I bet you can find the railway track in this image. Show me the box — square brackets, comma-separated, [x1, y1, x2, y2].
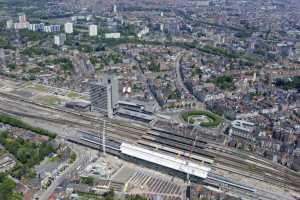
[0, 106, 142, 142]
[0, 91, 147, 135]
[142, 128, 300, 193]
[0, 91, 300, 194]
[0, 93, 146, 141]
[140, 134, 215, 159]
[215, 157, 300, 192]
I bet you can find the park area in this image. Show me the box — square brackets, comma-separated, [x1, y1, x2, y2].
[181, 110, 221, 128]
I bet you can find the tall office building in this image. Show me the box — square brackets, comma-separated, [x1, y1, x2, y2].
[0, 48, 5, 66]
[14, 22, 29, 29]
[54, 33, 66, 46]
[137, 26, 149, 38]
[14, 14, 29, 29]
[64, 22, 73, 34]
[50, 25, 61, 32]
[43, 25, 60, 33]
[18, 14, 27, 23]
[43, 26, 52, 33]
[110, 76, 119, 107]
[29, 23, 45, 31]
[89, 25, 98, 36]
[113, 4, 117, 14]
[89, 76, 119, 118]
[6, 20, 13, 29]
[160, 23, 164, 32]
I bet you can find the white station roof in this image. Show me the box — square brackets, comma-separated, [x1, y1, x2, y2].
[121, 143, 211, 179]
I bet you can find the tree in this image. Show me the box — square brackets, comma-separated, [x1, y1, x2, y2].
[0, 175, 16, 200]
[104, 189, 115, 200]
[148, 62, 160, 72]
[119, 24, 136, 37]
[208, 75, 234, 90]
[69, 152, 76, 164]
[0, 131, 55, 179]
[80, 176, 95, 186]
[7, 63, 16, 70]
[52, 58, 73, 72]
[16, 147, 32, 164]
[90, 56, 97, 65]
[0, 113, 56, 139]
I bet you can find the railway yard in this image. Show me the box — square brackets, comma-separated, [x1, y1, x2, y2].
[0, 89, 300, 200]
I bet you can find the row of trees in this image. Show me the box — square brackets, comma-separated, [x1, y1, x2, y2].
[0, 113, 56, 139]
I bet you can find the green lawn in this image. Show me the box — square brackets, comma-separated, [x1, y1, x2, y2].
[0, 149, 7, 157]
[79, 95, 89, 101]
[29, 84, 48, 92]
[67, 91, 80, 98]
[35, 95, 62, 106]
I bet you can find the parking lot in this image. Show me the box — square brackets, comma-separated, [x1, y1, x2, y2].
[127, 171, 185, 199]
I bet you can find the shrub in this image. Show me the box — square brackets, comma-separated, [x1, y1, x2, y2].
[0, 113, 56, 139]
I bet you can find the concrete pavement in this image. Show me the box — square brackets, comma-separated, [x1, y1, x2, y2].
[38, 143, 91, 200]
[174, 52, 205, 110]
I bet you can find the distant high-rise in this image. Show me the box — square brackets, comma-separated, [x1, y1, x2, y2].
[50, 25, 61, 32]
[0, 48, 5, 66]
[160, 24, 164, 32]
[89, 76, 119, 118]
[29, 23, 45, 31]
[64, 22, 73, 34]
[43, 25, 60, 33]
[18, 14, 26, 23]
[14, 14, 29, 29]
[137, 26, 149, 38]
[6, 20, 13, 29]
[110, 76, 119, 107]
[89, 25, 98, 36]
[54, 34, 66, 46]
[113, 4, 117, 14]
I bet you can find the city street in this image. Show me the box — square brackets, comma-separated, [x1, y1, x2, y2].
[38, 142, 94, 200]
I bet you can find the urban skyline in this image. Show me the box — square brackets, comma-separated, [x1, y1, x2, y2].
[0, 0, 299, 200]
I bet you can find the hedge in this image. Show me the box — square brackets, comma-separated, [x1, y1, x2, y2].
[181, 110, 221, 128]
